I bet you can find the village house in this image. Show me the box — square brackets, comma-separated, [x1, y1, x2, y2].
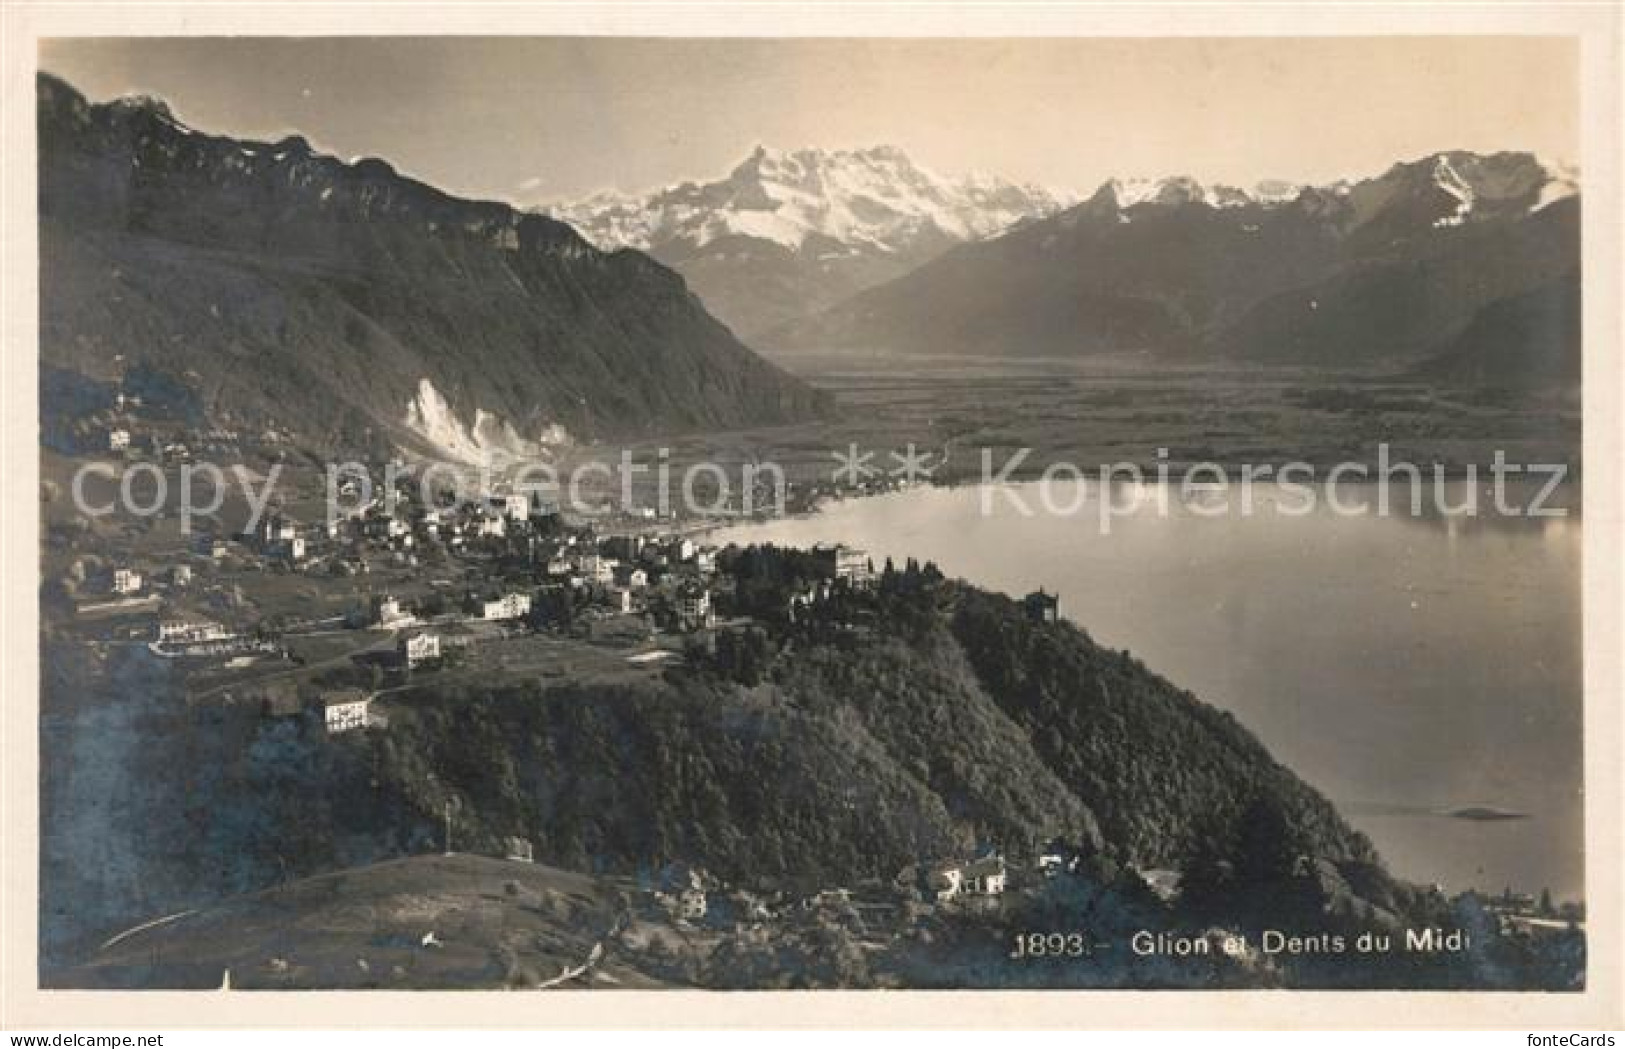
[399, 630, 441, 668]
[787, 580, 834, 623]
[255, 514, 298, 549]
[170, 565, 192, 587]
[577, 552, 616, 584]
[108, 428, 131, 452]
[414, 508, 443, 541]
[1038, 845, 1069, 878]
[1023, 589, 1060, 624]
[962, 855, 1008, 895]
[615, 565, 649, 590]
[156, 619, 230, 644]
[650, 862, 712, 920]
[812, 544, 874, 586]
[371, 593, 411, 627]
[928, 855, 1008, 902]
[112, 568, 143, 595]
[482, 592, 532, 621]
[675, 583, 714, 629]
[668, 536, 696, 563]
[927, 864, 963, 902]
[606, 587, 634, 614]
[366, 515, 409, 542]
[503, 836, 534, 863]
[157, 440, 191, 463]
[693, 548, 718, 575]
[677, 888, 708, 921]
[321, 689, 373, 734]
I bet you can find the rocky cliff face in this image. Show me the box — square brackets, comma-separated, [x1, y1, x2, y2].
[37, 73, 832, 457]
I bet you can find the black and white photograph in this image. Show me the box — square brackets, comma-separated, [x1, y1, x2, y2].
[3, 3, 1623, 1035]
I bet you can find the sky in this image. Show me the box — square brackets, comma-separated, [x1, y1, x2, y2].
[38, 36, 1578, 205]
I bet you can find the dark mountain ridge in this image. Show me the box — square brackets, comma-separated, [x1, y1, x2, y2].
[771, 151, 1579, 386]
[37, 73, 831, 457]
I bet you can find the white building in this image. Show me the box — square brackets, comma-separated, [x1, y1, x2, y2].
[931, 856, 1007, 901]
[112, 568, 143, 595]
[678, 888, 708, 921]
[577, 552, 616, 584]
[482, 592, 532, 621]
[108, 428, 131, 451]
[676, 585, 712, 623]
[257, 514, 297, 547]
[399, 631, 441, 668]
[367, 516, 409, 540]
[372, 593, 410, 627]
[813, 544, 873, 586]
[157, 619, 230, 644]
[928, 865, 964, 902]
[962, 855, 1008, 895]
[322, 690, 372, 734]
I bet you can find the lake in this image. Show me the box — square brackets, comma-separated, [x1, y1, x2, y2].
[713, 479, 1584, 901]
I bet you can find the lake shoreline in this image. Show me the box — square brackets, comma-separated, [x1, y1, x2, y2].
[709, 478, 1584, 903]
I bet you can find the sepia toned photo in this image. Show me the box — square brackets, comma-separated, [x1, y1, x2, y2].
[4, 7, 1622, 1031]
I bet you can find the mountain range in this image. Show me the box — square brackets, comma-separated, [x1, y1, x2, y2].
[547, 146, 1065, 338]
[38, 68, 1582, 466]
[765, 152, 1580, 385]
[36, 74, 830, 460]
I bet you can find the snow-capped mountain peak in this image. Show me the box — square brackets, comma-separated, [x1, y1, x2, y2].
[1077, 153, 1576, 228]
[1098, 176, 1262, 212]
[547, 145, 1064, 256]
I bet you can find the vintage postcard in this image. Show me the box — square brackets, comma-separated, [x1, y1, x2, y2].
[1, 1, 1620, 1032]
